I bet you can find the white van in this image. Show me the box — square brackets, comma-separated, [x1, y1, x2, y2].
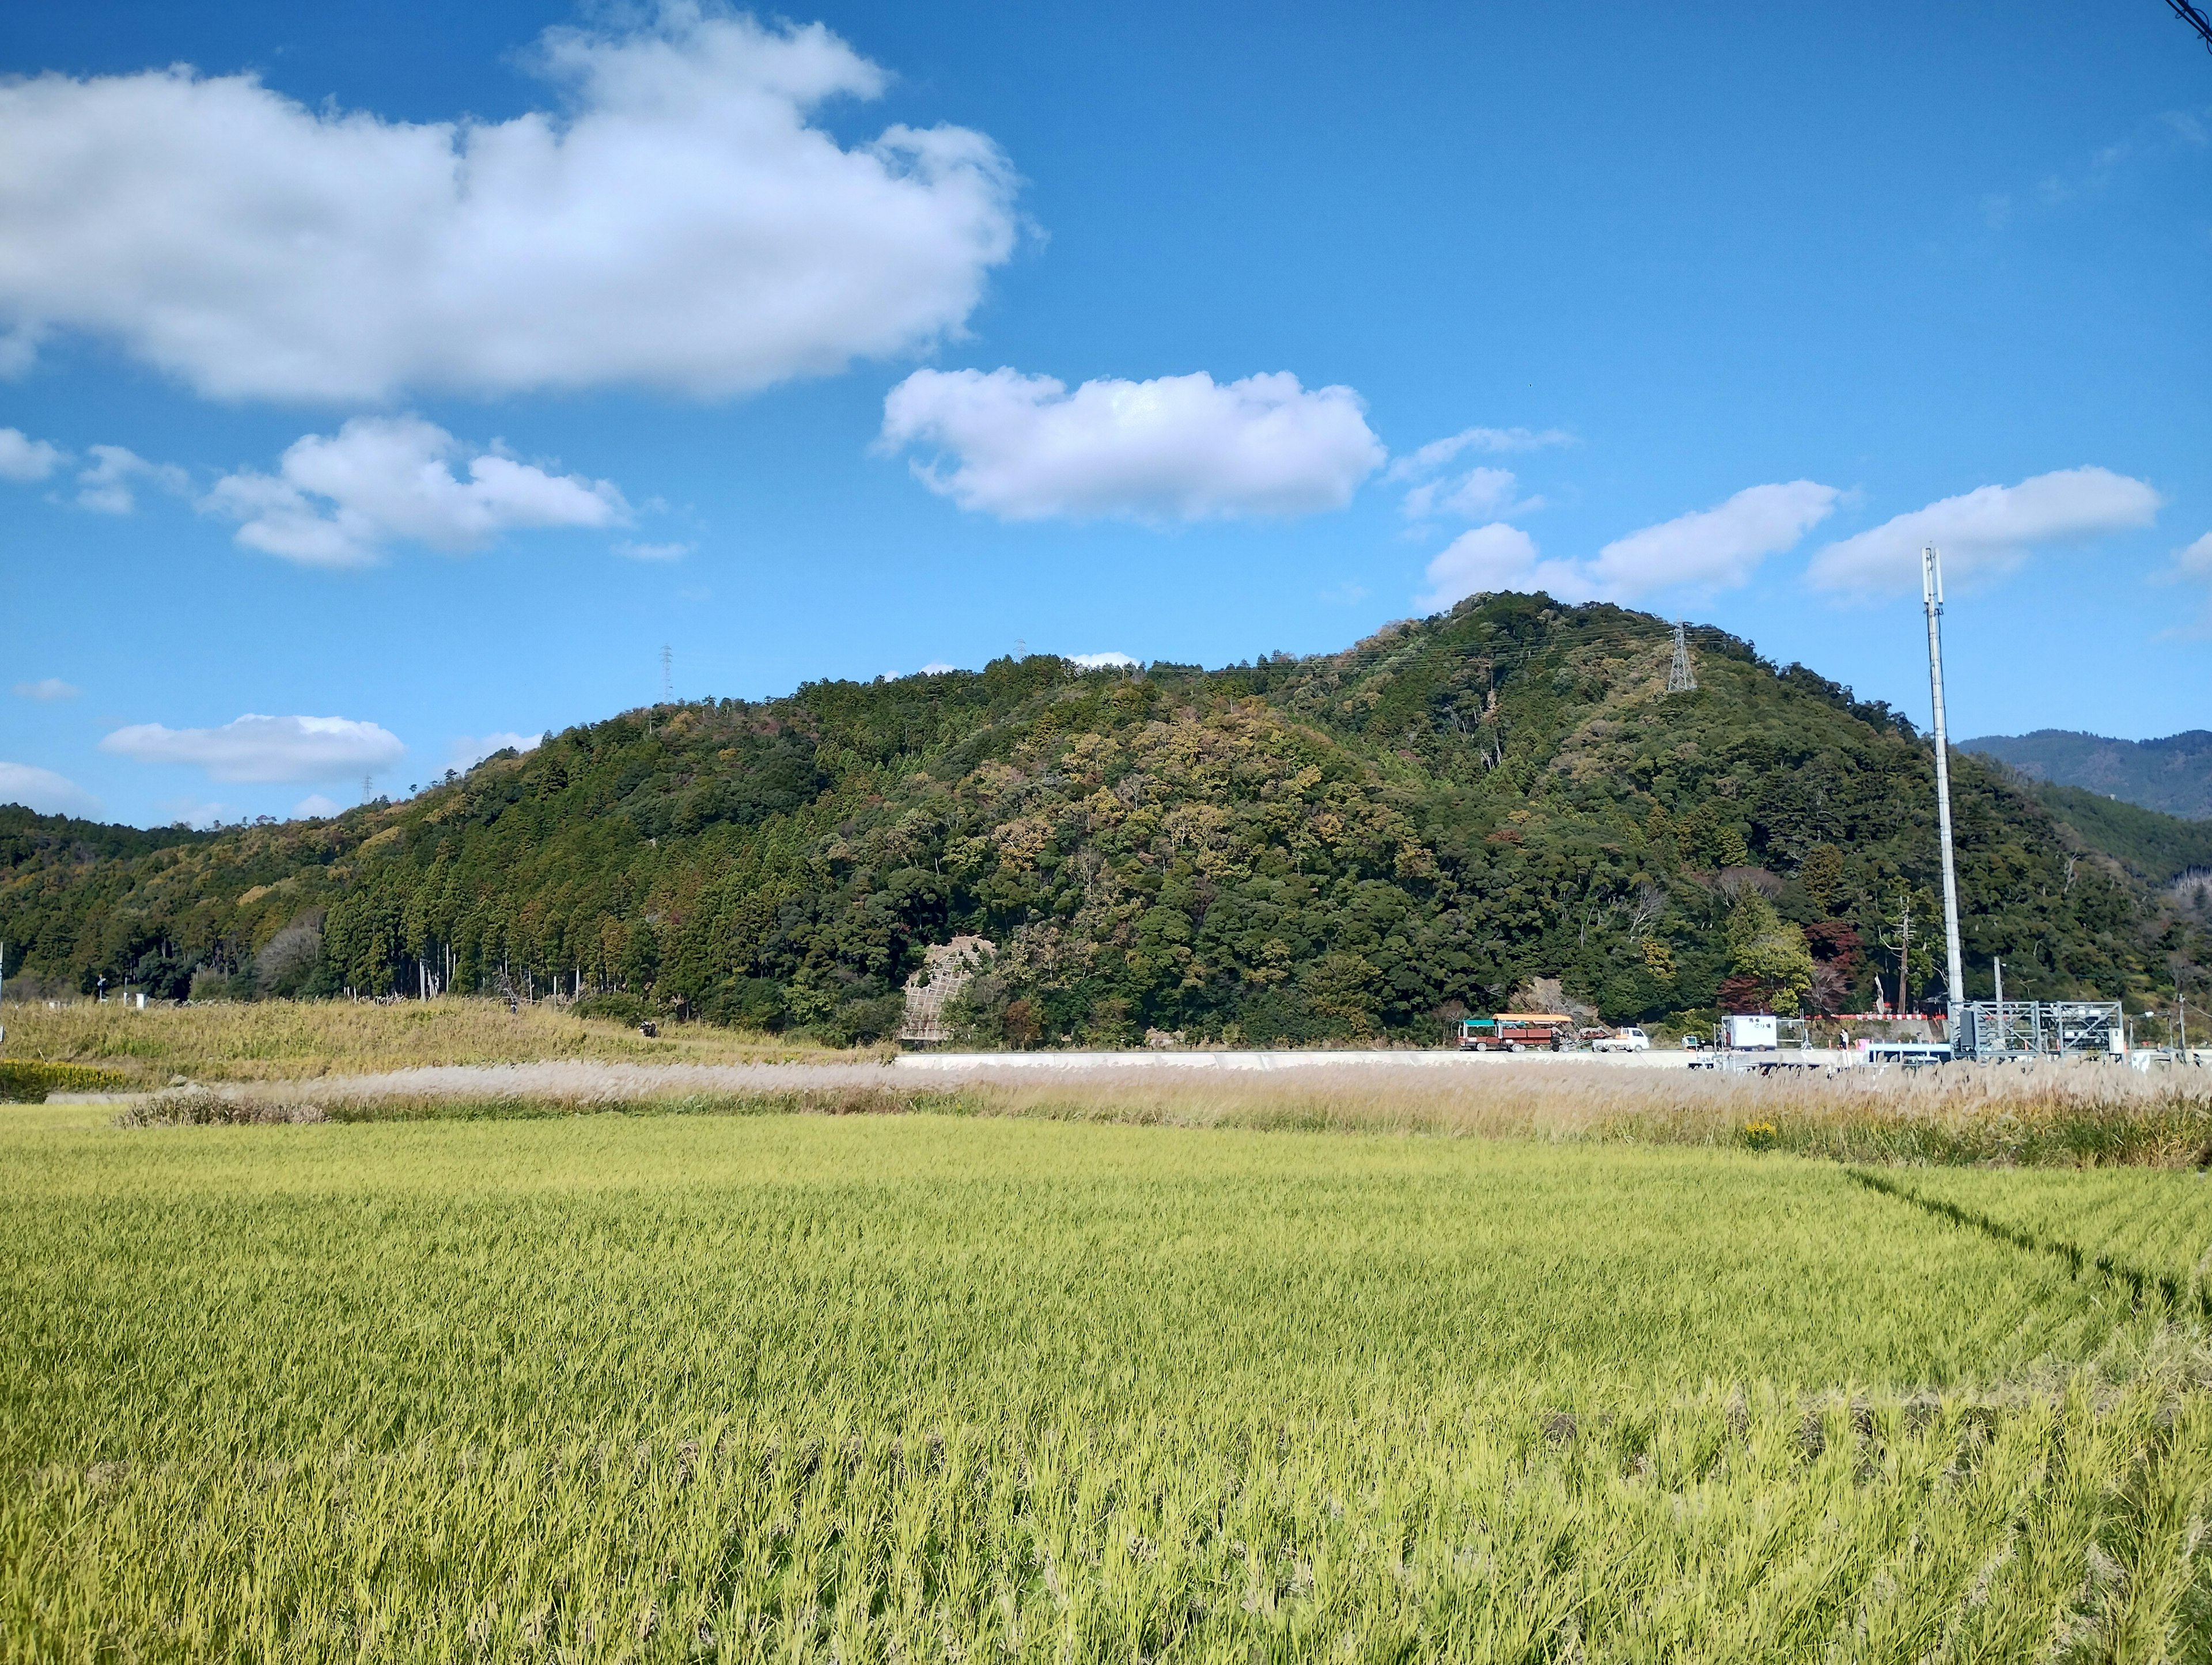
[1592, 1026, 1650, 1053]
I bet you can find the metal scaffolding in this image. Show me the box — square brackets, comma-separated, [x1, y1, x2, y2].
[1952, 999, 2126, 1062]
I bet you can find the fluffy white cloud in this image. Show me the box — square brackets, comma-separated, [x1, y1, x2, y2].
[1805, 467, 2162, 595]
[0, 426, 64, 481]
[100, 714, 405, 782]
[1586, 481, 1840, 598]
[881, 368, 1385, 522]
[12, 677, 78, 700]
[447, 731, 543, 772]
[1067, 651, 1138, 669]
[202, 416, 627, 567]
[918, 662, 958, 676]
[1415, 481, 1839, 612]
[1416, 524, 1592, 611]
[0, 761, 101, 817]
[75, 443, 188, 514]
[292, 793, 343, 820]
[613, 540, 692, 562]
[0, 8, 1018, 401]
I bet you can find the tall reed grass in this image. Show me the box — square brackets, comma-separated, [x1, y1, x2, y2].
[125, 1055, 2212, 1167]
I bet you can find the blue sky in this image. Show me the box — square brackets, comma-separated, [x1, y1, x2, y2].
[2, 0, 2208, 827]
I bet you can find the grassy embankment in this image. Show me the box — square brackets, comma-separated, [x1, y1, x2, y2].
[5, 1109, 2212, 1657]
[0, 997, 844, 1086]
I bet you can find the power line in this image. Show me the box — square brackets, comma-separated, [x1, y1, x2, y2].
[2167, 0, 2212, 52]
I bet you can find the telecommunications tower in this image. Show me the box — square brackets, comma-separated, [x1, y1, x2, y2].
[1665, 621, 1696, 692]
[1921, 548, 1966, 1027]
[660, 645, 673, 702]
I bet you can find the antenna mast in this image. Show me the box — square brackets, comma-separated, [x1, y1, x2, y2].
[1921, 547, 1966, 1030]
[1665, 620, 1697, 692]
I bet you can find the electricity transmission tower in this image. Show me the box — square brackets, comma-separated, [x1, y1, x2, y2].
[2167, 0, 2212, 52]
[1665, 621, 1697, 692]
[660, 645, 673, 702]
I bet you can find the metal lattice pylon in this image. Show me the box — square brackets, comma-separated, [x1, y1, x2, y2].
[1665, 621, 1696, 692]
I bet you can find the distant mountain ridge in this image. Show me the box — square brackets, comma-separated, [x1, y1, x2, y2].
[1962, 730, 2212, 821]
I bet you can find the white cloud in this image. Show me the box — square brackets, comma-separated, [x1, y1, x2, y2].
[447, 731, 542, 772]
[1067, 651, 1138, 669]
[12, 677, 78, 700]
[1586, 481, 1840, 598]
[201, 416, 627, 567]
[1400, 465, 1546, 522]
[918, 662, 958, 676]
[0, 9, 1018, 401]
[100, 713, 406, 782]
[881, 367, 1385, 522]
[1806, 467, 2162, 596]
[2169, 530, 2212, 581]
[292, 793, 342, 819]
[2159, 531, 2212, 635]
[1384, 425, 1576, 483]
[1415, 481, 1839, 612]
[0, 426, 64, 481]
[75, 444, 188, 514]
[1417, 524, 1593, 611]
[614, 540, 692, 562]
[0, 761, 101, 817]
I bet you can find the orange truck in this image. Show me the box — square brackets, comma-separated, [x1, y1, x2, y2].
[1457, 1013, 1573, 1052]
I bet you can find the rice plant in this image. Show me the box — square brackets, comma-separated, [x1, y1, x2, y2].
[5, 1110, 2211, 1658]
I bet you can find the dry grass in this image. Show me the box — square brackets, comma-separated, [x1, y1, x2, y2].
[950, 1060, 2212, 1165]
[110, 1053, 2212, 1166]
[0, 997, 865, 1083]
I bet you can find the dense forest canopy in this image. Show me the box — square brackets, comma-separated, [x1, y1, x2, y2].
[5, 595, 2206, 1045]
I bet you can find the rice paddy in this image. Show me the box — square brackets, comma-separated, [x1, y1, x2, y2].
[6, 1106, 2212, 1659]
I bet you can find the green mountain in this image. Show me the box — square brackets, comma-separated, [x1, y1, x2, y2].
[2018, 781, 2212, 888]
[6, 596, 2206, 1044]
[1961, 729, 2212, 821]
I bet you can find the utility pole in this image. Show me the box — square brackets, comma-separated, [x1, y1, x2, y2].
[1665, 620, 1697, 692]
[1992, 954, 2005, 1055]
[1922, 548, 1966, 1036]
[1896, 895, 1911, 1017]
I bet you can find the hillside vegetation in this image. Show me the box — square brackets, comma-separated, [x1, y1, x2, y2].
[6, 596, 2207, 1046]
[1965, 727, 2212, 821]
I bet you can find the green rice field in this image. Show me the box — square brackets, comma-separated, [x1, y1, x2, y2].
[5, 1106, 2211, 1660]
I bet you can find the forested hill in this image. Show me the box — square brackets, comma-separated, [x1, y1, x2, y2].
[1963, 729, 2212, 821]
[5, 594, 2206, 1045]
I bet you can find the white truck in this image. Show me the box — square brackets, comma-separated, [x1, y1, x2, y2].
[1590, 1026, 1650, 1053]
